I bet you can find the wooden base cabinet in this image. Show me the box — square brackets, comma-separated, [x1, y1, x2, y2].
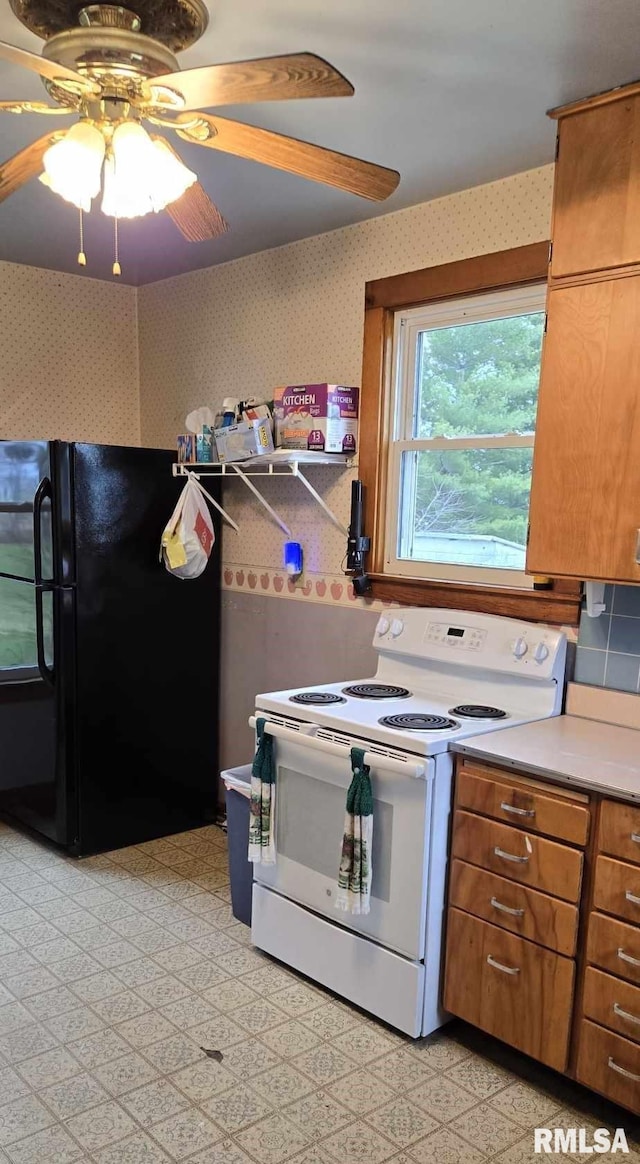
[444, 758, 640, 1114]
[443, 907, 574, 1071]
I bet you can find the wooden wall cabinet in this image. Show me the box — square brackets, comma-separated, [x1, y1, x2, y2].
[443, 758, 640, 1116]
[527, 278, 640, 582]
[551, 94, 640, 280]
[526, 82, 640, 583]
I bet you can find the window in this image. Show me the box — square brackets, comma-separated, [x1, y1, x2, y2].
[0, 441, 52, 681]
[359, 242, 582, 625]
[386, 284, 546, 588]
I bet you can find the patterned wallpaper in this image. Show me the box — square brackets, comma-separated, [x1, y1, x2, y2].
[0, 261, 140, 446]
[137, 164, 555, 602]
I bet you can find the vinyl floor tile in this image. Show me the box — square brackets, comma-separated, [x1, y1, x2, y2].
[0, 821, 621, 1164]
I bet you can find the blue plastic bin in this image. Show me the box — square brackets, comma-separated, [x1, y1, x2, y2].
[221, 765, 253, 926]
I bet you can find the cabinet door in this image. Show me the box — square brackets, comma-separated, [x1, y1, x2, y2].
[527, 278, 640, 582]
[552, 97, 640, 279]
[443, 908, 574, 1071]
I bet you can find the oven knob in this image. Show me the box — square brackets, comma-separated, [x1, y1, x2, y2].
[390, 618, 404, 638]
[376, 617, 390, 636]
[533, 641, 549, 663]
[511, 636, 528, 659]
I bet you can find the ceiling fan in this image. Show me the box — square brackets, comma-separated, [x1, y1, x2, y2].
[0, 0, 400, 271]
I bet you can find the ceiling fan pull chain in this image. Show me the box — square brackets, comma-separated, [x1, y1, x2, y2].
[112, 215, 121, 277]
[77, 208, 86, 267]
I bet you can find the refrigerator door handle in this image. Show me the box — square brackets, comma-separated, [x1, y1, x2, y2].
[34, 582, 54, 687]
[33, 476, 53, 585]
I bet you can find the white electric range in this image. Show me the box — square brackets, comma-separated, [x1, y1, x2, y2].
[250, 607, 567, 1037]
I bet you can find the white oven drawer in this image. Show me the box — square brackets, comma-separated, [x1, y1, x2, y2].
[252, 884, 427, 1036]
[252, 726, 440, 960]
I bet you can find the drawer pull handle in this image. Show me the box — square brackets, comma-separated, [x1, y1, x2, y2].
[625, 890, 640, 907]
[617, 947, 640, 968]
[613, 1002, 640, 1027]
[490, 896, 525, 917]
[500, 801, 535, 818]
[608, 1056, 640, 1083]
[487, 954, 520, 975]
[494, 846, 530, 864]
[631, 833, 640, 844]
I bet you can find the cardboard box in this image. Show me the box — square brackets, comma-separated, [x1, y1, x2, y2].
[196, 428, 215, 463]
[176, 434, 196, 463]
[274, 384, 359, 454]
[214, 416, 275, 463]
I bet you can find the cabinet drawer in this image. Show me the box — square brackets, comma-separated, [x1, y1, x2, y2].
[583, 967, 640, 1046]
[593, 856, 640, 925]
[587, 912, 640, 986]
[452, 810, 583, 902]
[449, 859, 579, 956]
[444, 907, 574, 1072]
[599, 800, 640, 866]
[457, 765, 589, 846]
[576, 1019, 640, 1115]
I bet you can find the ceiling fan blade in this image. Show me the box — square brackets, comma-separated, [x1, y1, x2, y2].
[146, 52, 353, 112]
[0, 132, 60, 204]
[0, 100, 73, 115]
[152, 137, 229, 241]
[0, 39, 99, 94]
[176, 114, 400, 202]
[166, 182, 230, 241]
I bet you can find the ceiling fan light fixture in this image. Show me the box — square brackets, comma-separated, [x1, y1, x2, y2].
[39, 119, 105, 211]
[101, 119, 196, 218]
[149, 136, 196, 210]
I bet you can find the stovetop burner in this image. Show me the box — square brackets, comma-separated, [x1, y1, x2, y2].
[342, 683, 412, 700]
[379, 713, 459, 732]
[450, 704, 508, 720]
[289, 692, 347, 706]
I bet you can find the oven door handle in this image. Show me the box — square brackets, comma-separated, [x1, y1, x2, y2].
[248, 716, 427, 779]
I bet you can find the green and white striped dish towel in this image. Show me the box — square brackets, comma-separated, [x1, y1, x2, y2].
[248, 717, 276, 865]
[336, 746, 373, 915]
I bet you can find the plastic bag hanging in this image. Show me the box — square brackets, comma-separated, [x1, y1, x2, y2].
[160, 475, 215, 579]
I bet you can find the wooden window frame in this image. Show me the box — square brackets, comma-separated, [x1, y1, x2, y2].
[359, 241, 582, 626]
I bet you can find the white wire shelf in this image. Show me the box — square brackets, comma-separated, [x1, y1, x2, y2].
[172, 451, 354, 476]
[172, 451, 354, 538]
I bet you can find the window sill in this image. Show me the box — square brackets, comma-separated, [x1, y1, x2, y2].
[367, 573, 582, 626]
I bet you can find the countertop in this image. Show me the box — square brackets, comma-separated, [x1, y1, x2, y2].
[453, 714, 640, 803]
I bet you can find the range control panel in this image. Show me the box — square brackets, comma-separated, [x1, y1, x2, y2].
[425, 622, 487, 651]
[373, 607, 567, 684]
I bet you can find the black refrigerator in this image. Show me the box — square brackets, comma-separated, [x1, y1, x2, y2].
[0, 440, 221, 856]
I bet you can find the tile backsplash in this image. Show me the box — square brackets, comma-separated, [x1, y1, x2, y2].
[575, 585, 640, 693]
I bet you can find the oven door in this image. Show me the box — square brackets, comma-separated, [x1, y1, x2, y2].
[251, 716, 434, 960]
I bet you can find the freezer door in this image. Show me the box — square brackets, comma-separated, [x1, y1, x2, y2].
[72, 444, 221, 854]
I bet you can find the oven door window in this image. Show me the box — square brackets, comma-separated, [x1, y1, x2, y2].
[253, 736, 434, 960]
[277, 767, 393, 902]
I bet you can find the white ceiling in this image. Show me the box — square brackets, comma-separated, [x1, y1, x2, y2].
[0, 0, 639, 285]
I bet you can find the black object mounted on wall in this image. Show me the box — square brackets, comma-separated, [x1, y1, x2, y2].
[345, 479, 371, 594]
